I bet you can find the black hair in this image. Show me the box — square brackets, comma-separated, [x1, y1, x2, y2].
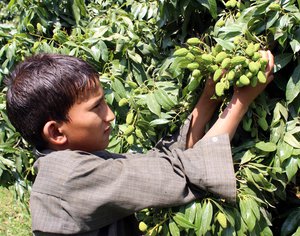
[5, 53, 100, 149]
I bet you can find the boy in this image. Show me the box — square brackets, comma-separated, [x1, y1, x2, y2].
[5, 51, 274, 235]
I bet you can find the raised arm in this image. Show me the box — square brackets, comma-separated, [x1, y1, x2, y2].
[186, 78, 221, 148]
[203, 50, 274, 140]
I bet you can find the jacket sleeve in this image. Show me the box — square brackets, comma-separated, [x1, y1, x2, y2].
[55, 134, 236, 231]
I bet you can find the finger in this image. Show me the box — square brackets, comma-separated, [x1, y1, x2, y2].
[266, 50, 275, 73]
[259, 50, 267, 59]
[267, 74, 274, 84]
[259, 50, 274, 77]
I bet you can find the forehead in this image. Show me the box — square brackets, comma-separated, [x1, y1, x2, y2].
[76, 79, 103, 102]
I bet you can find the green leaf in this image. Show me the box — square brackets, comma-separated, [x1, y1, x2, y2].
[184, 201, 197, 224]
[199, 0, 217, 19]
[111, 78, 127, 99]
[168, 219, 180, 236]
[284, 132, 300, 148]
[200, 200, 213, 235]
[255, 141, 277, 152]
[239, 197, 256, 231]
[98, 40, 108, 62]
[154, 88, 176, 111]
[284, 157, 299, 182]
[149, 118, 170, 126]
[214, 37, 235, 51]
[277, 141, 294, 163]
[286, 64, 300, 104]
[272, 102, 288, 126]
[72, 0, 81, 25]
[127, 49, 142, 64]
[281, 207, 300, 236]
[15, 154, 22, 173]
[7, 0, 16, 9]
[132, 62, 147, 85]
[172, 212, 196, 229]
[194, 202, 202, 229]
[274, 53, 293, 73]
[290, 39, 300, 54]
[146, 93, 161, 117]
[251, 169, 277, 192]
[292, 227, 300, 236]
[90, 45, 101, 61]
[266, 11, 280, 29]
[247, 198, 261, 220]
[240, 150, 255, 165]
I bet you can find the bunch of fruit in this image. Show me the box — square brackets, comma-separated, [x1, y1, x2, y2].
[173, 37, 268, 98]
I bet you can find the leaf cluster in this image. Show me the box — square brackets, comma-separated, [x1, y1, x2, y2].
[0, 0, 299, 235]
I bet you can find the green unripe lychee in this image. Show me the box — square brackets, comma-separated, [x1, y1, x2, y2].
[189, 47, 202, 55]
[217, 212, 227, 228]
[216, 20, 225, 27]
[186, 37, 201, 46]
[221, 58, 231, 69]
[173, 48, 189, 57]
[245, 43, 255, 57]
[201, 54, 214, 64]
[252, 52, 261, 61]
[213, 68, 223, 82]
[215, 82, 225, 96]
[248, 61, 260, 74]
[253, 43, 261, 52]
[126, 112, 134, 125]
[208, 64, 219, 72]
[231, 56, 246, 66]
[118, 98, 128, 107]
[226, 70, 235, 81]
[269, 3, 281, 11]
[215, 52, 228, 64]
[139, 222, 148, 232]
[187, 77, 201, 91]
[135, 128, 144, 139]
[257, 71, 267, 83]
[124, 125, 135, 136]
[127, 134, 135, 145]
[239, 75, 250, 85]
[185, 52, 195, 61]
[192, 69, 201, 77]
[187, 62, 200, 70]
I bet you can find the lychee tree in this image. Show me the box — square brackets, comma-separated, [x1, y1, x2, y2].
[0, 0, 299, 235]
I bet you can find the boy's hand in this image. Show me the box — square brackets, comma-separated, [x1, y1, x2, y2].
[203, 50, 274, 141]
[233, 50, 274, 107]
[201, 77, 217, 100]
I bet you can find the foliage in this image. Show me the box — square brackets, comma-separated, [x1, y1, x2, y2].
[0, 186, 31, 236]
[0, 0, 299, 235]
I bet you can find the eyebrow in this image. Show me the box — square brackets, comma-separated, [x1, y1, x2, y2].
[90, 95, 104, 109]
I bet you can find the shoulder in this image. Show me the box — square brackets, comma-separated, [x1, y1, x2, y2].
[36, 149, 105, 167]
[32, 150, 101, 193]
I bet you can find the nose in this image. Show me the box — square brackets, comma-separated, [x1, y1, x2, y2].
[105, 104, 115, 122]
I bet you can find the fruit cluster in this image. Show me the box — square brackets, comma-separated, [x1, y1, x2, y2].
[173, 37, 268, 98]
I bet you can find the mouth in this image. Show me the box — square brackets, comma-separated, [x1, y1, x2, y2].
[104, 126, 111, 134]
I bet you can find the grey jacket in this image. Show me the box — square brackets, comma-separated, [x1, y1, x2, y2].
[30, 118, 236, 235]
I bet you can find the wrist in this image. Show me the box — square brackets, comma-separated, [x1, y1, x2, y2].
[193, 97, 219, 119]
[227, 95, 249, 118]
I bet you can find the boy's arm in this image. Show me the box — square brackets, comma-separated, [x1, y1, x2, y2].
[203, 50, 274, 140]
[186, 78, 221, 148]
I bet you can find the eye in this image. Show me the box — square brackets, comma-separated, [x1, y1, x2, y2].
[93, 102, 101, 109]
[92, 99, 105, 110]
[94, 102, 100, 108]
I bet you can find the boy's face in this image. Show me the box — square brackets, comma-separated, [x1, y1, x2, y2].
[59, 83, 115, 152]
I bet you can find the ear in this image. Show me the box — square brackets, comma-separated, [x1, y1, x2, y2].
[43, 120, 67, 147]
